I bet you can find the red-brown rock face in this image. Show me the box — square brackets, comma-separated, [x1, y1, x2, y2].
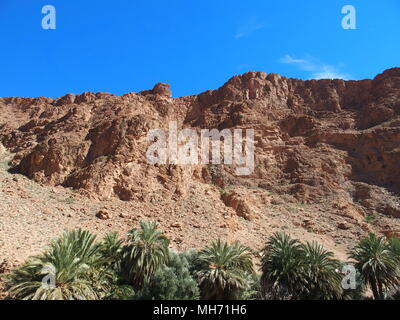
[1, 68, 399, 218]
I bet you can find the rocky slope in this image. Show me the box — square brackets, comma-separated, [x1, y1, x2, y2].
[1, 68, 400, 266]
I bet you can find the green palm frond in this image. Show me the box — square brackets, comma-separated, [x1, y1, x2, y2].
[121, 221, 170, 287]
[5, 229, 108, 300]
[350, 233, 400, 300]
[261, 232, 343, 300]
[196, 239, 254, 300]
[261, 232, 307, 299]
[301, 241, 342, 299]
[99, 232, 124, 267]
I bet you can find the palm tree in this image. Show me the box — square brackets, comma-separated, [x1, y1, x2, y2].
[121, 221, 170, 287]
[260, 232, 307, 299]
[300, 241, 342, 299]
[350, 233, 400, 300]
[97, 232, 138, 300]
[196, 239, 254, 300]
[5, 229, 108, 300]
[99, 232, 124, 267]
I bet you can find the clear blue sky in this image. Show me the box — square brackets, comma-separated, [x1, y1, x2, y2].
[0, 0, 399, 98]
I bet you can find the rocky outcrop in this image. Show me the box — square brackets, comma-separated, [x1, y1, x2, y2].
[140, 82, 172, 98]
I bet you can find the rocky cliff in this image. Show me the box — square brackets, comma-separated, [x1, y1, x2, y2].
[1, 68, 400, 261]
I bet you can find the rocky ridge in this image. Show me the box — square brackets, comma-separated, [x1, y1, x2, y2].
[1, 68, 400, 265]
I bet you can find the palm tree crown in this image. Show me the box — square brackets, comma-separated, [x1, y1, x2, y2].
[301, 241, 342, 299]
[350, 233, 400, 300]
[197, 239, 254, 300]
[121, 220, 170, 287]
[261, 232, 343, 300]
[261, 232, 307, 299]
[6, 229, 107, 300]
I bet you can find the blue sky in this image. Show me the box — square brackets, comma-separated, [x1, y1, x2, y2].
[0, 0, 399, 98]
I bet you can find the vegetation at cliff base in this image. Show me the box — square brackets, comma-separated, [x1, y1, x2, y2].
[4, 221, 400, 300]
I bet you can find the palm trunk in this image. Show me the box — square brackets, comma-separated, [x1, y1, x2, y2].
[370, 278, 380, 300]
[377, 281, 385, 300]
